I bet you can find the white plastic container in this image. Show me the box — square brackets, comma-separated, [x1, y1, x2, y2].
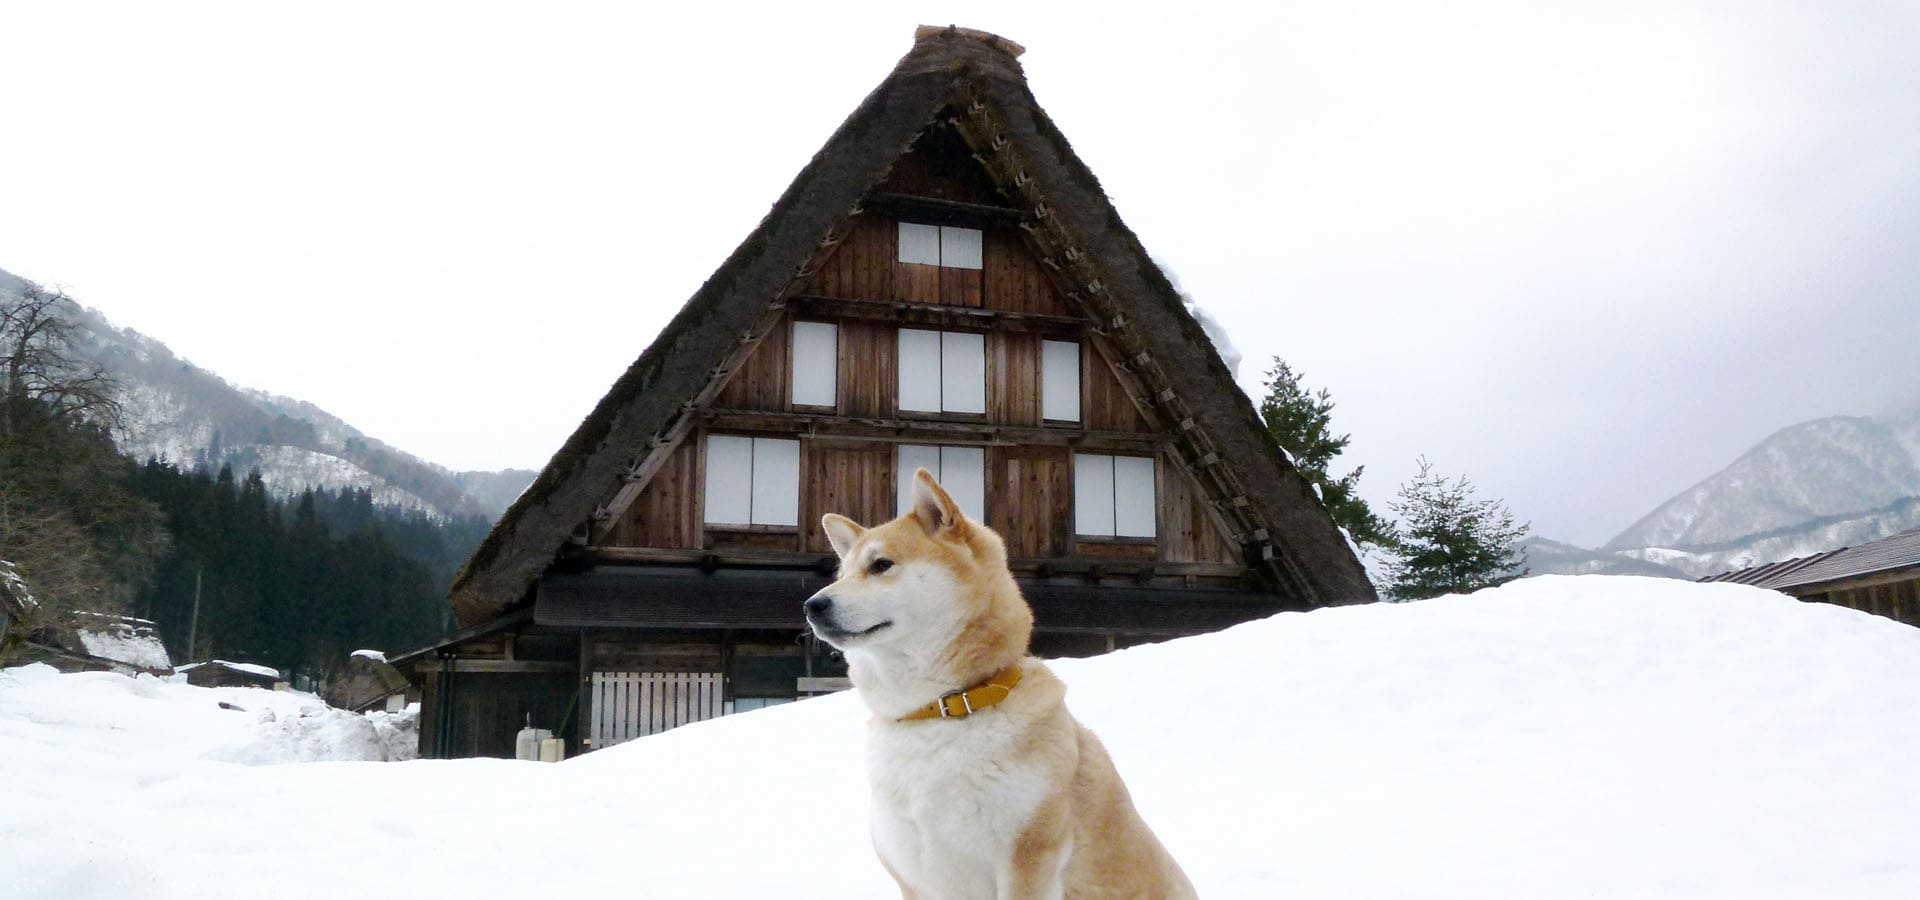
[515, 725, 553, 761]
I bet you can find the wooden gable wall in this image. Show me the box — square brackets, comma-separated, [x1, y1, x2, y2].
[596, 121, 1243, 570]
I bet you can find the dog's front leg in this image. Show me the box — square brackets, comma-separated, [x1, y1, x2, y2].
[877, 856, 922, 900]
[1000, 797, 1071, 900]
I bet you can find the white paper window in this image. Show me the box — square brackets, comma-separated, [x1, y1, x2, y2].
[751, 438, 801, 527]
[1112, 456, 1156, 537]
[1073, 453, 1156, 538]
[939, 226, 983, 270]
[1041, 340, 1080, 423]
[705, 435, 754, 526]
[898, 222, 941, 266]
[897, 328, 985, 415]
[897, 445, 986, 520]
[897, 222, 982, 270]
[940, 332, 986, 414]
[897, 329, 943, 413]
[1073, 453, 1114, 537]
[704, 435, 799, 527]
[790, 321, 838, 408]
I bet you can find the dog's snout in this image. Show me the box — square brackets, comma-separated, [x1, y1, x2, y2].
[804, 594, 833, 618]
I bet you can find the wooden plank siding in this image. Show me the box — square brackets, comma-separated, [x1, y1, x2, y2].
[713, 312, 791, 410]
[1158, 453, 1241, 564]
[808, 215, 895, 301]
[837, 319, 897, 418]
[607, 438, 700, 549]
[893, 261, 943, 305]
[940, 263, 985, 308]
[802, 444, 894, 553]
[1083, 339, 1150, 432]
[808, 215, 1071, 316]
[1824, 579, 1920, 628]
[986, 331, 1043, 426]
[987, 445, 1072, 558]
[983, 226, 1072, 316]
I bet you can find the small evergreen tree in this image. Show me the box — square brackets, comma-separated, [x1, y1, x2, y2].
[1256, 358, 1396, 550]
[1384, 457, 1529, 600]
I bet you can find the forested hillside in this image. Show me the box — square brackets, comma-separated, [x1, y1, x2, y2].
[128, 462, 488, 676]
[0, 282, 486, 679]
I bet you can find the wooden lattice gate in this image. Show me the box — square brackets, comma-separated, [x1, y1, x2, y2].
[590, 671, 724, 749]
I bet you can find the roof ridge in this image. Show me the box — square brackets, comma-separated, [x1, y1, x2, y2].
[912, 25, 1026, 59]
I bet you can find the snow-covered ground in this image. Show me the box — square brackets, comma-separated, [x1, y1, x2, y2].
[5, 576, 1920, 899]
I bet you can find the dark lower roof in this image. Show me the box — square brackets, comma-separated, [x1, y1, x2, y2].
[535, 566, 1291, 637]
[1700, 527, 1920, 591]
[448, 27, 1374, 627]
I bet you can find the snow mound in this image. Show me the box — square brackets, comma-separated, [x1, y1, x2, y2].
[5, 576, 1920, 899]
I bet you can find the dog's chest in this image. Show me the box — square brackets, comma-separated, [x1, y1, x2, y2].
[868, 717, 1053, 890]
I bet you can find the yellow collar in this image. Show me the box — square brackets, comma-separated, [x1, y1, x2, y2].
[899, 664, 1024, 721]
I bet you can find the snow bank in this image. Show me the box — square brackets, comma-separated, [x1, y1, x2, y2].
[5, 576, 1920, 899]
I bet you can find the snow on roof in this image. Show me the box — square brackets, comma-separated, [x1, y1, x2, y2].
[176, 659, 281, 679]
[75, 623, 172, 672]
[349, 649, 387, 663]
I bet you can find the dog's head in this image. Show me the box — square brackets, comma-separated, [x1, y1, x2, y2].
[804, 468, 1032, 679]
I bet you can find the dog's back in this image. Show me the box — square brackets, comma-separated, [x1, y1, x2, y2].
[809, 470, 1195, 898]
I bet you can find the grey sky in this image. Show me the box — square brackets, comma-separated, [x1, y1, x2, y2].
[3, 1, 1916, 547]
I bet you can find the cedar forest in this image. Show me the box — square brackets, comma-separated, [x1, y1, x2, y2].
[0, 285, 488, 678]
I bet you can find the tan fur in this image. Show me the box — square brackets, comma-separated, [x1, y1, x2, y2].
[810, 471, 1196, 899]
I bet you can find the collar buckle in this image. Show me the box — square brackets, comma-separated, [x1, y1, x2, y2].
[936, 688, 975, 718]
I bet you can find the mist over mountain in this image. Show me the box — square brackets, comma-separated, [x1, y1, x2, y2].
[1, 267, 533, 520]
[1532, 411, 1920, 579]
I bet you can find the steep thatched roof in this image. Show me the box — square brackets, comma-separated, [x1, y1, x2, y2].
[449, 26, 1375, 626]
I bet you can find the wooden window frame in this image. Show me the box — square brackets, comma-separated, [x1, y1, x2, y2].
[789, 320, 838, 411]
[1072, 452, 1157, 539]
[702, 434, 801, 528]
[897, 327, 987, 417]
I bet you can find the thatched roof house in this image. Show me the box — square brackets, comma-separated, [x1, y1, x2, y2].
[410, 27, 1374, 759]
[453, 26, 1369, 625]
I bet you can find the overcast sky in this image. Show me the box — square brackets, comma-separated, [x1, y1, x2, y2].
[4, 1, 1917, 547]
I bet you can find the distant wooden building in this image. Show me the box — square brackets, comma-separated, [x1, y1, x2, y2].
[179, 659, 284, 689]
[1701, 527, 1920, 627]
[400, 27, 1374, 760]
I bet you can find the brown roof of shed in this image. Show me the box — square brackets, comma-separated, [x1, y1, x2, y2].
[1699, 527, 1920, 591]
[447, 27, 1375, 626]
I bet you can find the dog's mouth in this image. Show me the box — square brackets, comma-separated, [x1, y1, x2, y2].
[812, 619, 892, 645]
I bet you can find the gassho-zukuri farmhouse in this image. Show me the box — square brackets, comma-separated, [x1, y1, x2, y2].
[392, 26, 1374, 759]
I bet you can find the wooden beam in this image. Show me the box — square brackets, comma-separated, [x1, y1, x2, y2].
[413, 660, 576, 674]
[698, 408, 1171, 452]
[585, 545, 1247, 579]
[864, 192, 1028, 225]
[787, 294, 1084, 336]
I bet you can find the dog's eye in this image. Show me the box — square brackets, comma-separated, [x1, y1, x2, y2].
[868, 558, 894, 575]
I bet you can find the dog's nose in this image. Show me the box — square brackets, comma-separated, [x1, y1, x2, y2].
[804, 595, 833, 618]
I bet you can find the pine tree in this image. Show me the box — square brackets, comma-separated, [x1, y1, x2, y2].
[1384, 457, 1529, 601]
[1256, 358, 1396, 550]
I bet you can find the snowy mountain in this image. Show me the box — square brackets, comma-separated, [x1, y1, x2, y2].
[1532, 411, 1920, 579]
[0, 266, 534, 519]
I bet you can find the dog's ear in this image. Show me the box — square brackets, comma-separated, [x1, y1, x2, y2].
[911, 467, 964, 537]
[821, 513, 865, 559]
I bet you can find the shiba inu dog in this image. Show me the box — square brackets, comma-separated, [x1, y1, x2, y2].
[806, 468, 1196, 899]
